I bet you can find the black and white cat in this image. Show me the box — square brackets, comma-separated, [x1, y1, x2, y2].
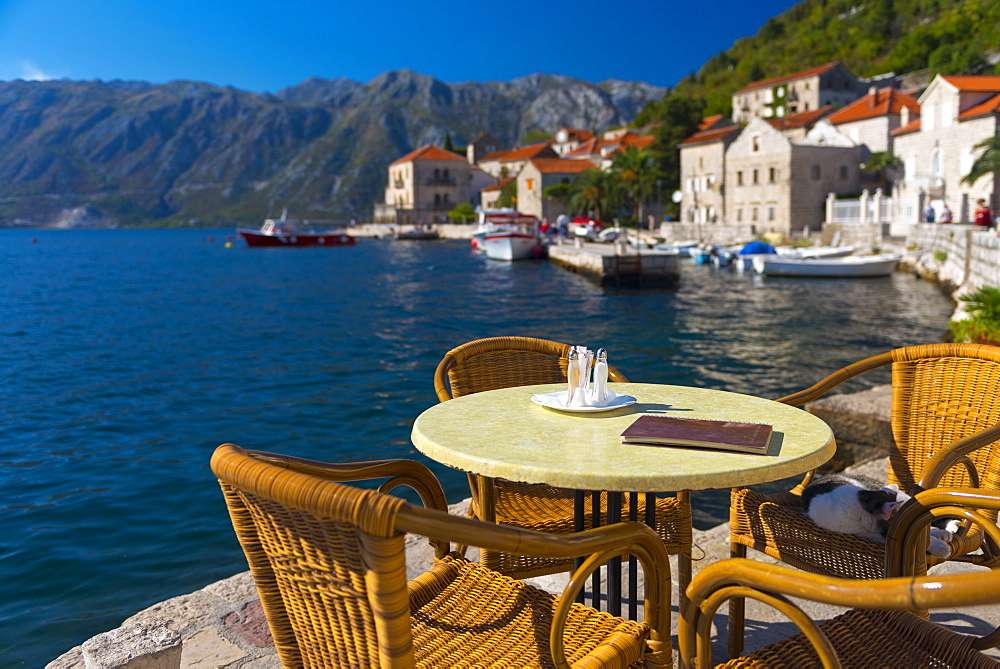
[802, 473, 954, 558]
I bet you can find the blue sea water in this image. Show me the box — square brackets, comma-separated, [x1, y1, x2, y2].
[1, 228, 954, 666]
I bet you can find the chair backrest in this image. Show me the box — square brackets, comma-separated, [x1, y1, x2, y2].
[211, 444, 414, 667]
[887, 344, 1000, 492]
[434, 336, 628, 401]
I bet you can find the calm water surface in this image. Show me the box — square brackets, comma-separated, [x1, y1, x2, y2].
[0, 229, 954, 665]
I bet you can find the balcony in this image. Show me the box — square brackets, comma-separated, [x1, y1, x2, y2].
[425, 177, 457, 186]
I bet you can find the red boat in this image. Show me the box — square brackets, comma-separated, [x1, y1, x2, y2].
[237, 215, 356, 247]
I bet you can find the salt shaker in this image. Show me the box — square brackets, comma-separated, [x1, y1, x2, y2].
[566, 348, 580, 407]
[592, 348, 611, 404]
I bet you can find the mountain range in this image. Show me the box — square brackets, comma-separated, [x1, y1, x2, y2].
[0, 71, 665, 227]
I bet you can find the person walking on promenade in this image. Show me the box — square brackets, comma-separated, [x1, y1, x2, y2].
[974, 198, 992, 228]
[923, 202, 936, 222]
[939, 202, 953, 224]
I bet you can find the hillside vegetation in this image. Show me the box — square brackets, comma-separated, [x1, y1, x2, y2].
[666, 0, 999, 117]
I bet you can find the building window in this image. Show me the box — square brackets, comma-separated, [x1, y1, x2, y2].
[736, 208, 743, 222]
[751, 208, 758, 222]
[443, 169, 450, 179]
[768, 206, 775, 221]
[737, 171, 744, 186]
[804, 102, 810, 111]
[769, 167, 777, 183]
[753, 169, 759, 185]
[839, 164, 848, 180]
[751, 134, 760, 152]
[811, 165, 821, 180]
[699, 156, 704, 168]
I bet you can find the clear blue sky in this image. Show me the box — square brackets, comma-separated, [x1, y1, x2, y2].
[0, 0, 799, 93]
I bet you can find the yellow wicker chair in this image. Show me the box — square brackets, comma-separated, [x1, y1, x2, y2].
[728, 343, 1000, 656]
[433, 335, 692, 580]
[684, 487, 1000, 668]
[211, 444, 672, 668]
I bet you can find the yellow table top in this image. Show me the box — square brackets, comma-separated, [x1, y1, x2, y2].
[411, 382, 835, 492]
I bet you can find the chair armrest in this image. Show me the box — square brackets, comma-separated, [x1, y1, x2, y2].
[398, 506, 671, 668]
[680, 557, 1000, 668]
[775, 351, 893, 406]
[885, 487, 1000, 576]
[244, 450, 449, 513]
[918, 423, 1000, 489]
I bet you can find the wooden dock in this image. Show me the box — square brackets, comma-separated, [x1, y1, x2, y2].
[547, 239, 680, 287]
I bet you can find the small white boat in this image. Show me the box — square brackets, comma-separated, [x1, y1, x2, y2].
[477, 212, 543, 261]
[752, 253, 900, 277]
[775, 245, 856, 259]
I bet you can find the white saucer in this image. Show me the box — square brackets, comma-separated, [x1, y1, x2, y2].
[530, 390, 637, 413]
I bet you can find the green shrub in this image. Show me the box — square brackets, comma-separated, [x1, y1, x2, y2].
[949, 286, 1000, 344]
[934, 250, 948, 262]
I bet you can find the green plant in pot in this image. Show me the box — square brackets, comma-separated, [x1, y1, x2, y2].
[949, 286, 1000, 346]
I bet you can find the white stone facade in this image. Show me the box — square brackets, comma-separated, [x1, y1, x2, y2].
[893, 76, 999, 227]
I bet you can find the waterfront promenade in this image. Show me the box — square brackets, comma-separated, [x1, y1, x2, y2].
[49, 385, 1000, 667]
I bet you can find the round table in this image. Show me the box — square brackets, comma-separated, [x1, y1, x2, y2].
[411, 382, 836, 617]
[412, 382, 835, 492]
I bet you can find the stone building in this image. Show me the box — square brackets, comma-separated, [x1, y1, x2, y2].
[466, 132, 502, 165]
[725, 118, 863, 236]
[376, 145, 470, 225]
[551, 128, 595, 156]
[678, 117, 740, 227]
[516, 158, 596, 221]
[477, 142, 558, 178]
[892, 75, 1000, 224]
[732, 62, 865, 124]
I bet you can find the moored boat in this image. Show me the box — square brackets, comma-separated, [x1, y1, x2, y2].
[474, 210, 544, 260]
[238, 213, 355, 248]
[752, 253, 900, 277]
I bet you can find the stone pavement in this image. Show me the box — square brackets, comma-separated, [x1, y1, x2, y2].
[47, 386, 1000, 666]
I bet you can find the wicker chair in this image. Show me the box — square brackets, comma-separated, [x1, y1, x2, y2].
[684, 487, 1000, 668]
[211, 444, 672, 668]
[728, 343, 1000, 656]
[433, 335, 692, 580]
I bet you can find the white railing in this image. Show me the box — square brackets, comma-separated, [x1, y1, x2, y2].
[832, 201, 860, 223]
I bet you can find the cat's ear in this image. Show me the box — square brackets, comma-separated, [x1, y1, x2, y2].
[881, 500, 905, 519]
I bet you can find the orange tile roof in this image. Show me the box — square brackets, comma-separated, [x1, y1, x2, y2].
[959, 92, 1000, 120]
[528, 158, 596, 174]
[827, 88, 920, 124]
[735, 62, 841, 94]
[940, 75, 1000, 92]
[679, 125, 741, 147]
[699, 114, 724, 130]
[391, 145, 466, 166]
[477, 149, 510, 163]
[501, 142, 556, 162]
[481, 176, 516, 192]
[766, 106, 831, 130]
[620, 134, 655, 150]
[565, 137, 600, 156]
[890, 117, 921, 136]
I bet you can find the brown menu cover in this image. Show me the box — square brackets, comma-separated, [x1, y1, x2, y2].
[620, 415, 773, 454]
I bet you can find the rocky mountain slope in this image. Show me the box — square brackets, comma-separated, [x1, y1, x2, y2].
[0, 71, 665, 226]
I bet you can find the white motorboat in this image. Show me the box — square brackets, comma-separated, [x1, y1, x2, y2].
[476, 211, 543, 260]
[775, 245, 857, 259]
[752, 253, 900, 277]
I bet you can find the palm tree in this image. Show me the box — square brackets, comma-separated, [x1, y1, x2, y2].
[611, 147, 660, 226]
[962, 136, 1000, 187]
[860, 151, 902, 194]
[567, 169, 618, 222]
